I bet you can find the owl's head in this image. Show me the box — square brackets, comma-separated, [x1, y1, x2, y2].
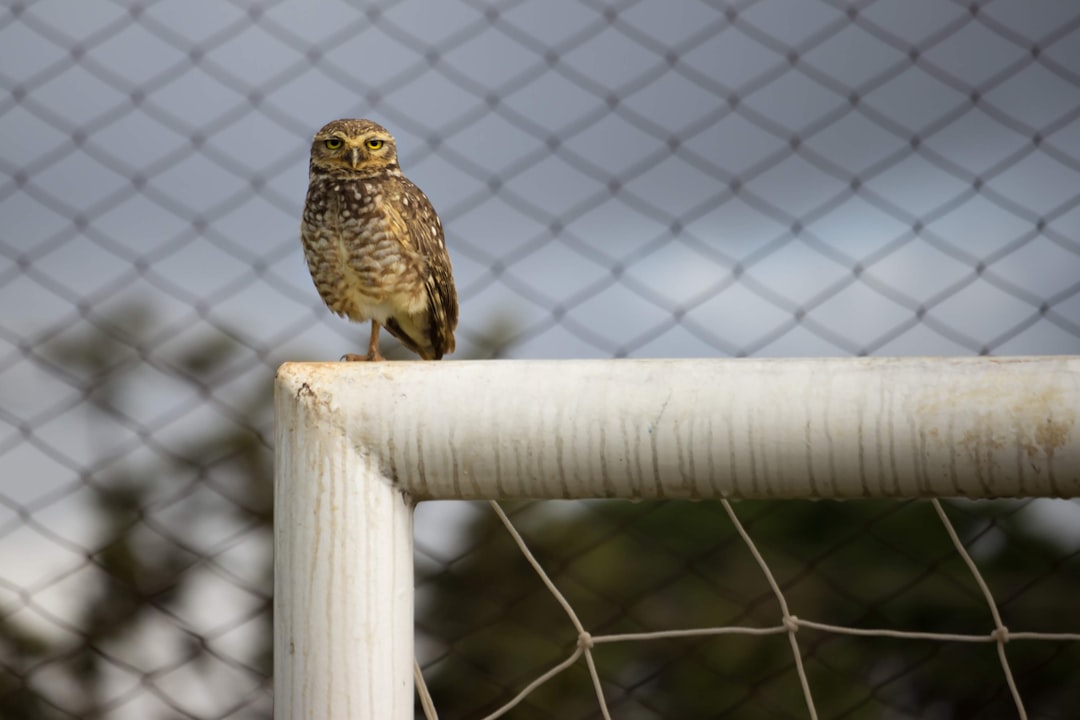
[310, 119, 399, 176]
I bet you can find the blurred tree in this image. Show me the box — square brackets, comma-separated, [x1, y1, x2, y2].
[0, 306, 274, 719]
[416, 499, 1080, 719]
[1, 306, 1078, 720]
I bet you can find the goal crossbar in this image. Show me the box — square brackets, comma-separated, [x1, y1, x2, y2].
[273, 357, 1080, 718]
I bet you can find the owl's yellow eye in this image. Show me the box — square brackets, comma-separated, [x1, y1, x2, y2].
[324, 138, 343, 149]
[366, 139, 384, 150]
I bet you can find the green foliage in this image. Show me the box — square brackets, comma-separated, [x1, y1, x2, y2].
[0, 308, 274, 719]
[417, 499, 1080, 719]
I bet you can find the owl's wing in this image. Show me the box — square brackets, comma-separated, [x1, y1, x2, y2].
[381, 183, 458, 359]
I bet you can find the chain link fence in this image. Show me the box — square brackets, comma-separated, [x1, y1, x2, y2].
[2, 0, 1079, 717]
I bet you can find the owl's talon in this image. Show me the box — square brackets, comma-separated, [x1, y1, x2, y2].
[340, 352, 385, 362]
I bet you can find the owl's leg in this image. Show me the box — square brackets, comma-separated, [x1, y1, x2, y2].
[342, 320, 386, 362]
[366, 320, 386, 361]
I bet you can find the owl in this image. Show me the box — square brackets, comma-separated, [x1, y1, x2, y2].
[301, 118, 458, 360]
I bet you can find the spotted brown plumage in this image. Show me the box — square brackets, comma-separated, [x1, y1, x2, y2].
[301, 118, 458, 360]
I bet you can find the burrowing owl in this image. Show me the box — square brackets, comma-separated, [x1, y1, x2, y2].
[301, 118, 458, 360]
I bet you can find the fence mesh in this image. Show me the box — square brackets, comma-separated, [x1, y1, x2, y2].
[2, 1, 1079, 718]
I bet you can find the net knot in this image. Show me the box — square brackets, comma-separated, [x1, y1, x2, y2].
[783, 615, 800, 633]
[993, 626, 1010, 643]
[577, 632, 595, 650]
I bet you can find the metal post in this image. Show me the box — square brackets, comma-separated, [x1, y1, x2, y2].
[273, 356, 1080, 717]
[275, 373, 414, 719]
[280, 357, 1080, 502]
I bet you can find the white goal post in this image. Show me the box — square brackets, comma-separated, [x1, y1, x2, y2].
[273, 357, 1080, 719]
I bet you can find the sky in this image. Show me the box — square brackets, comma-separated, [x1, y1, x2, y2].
[1, 1, 1079, 716]
[3, 0, 1079, 366]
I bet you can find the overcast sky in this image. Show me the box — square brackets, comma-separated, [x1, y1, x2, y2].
[2, 2, 1080, 715]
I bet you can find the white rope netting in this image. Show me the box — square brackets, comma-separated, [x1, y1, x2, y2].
[415, 498, 1080, 719]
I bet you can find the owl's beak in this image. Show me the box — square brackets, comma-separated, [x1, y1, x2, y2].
[350, 147, 361, 169]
